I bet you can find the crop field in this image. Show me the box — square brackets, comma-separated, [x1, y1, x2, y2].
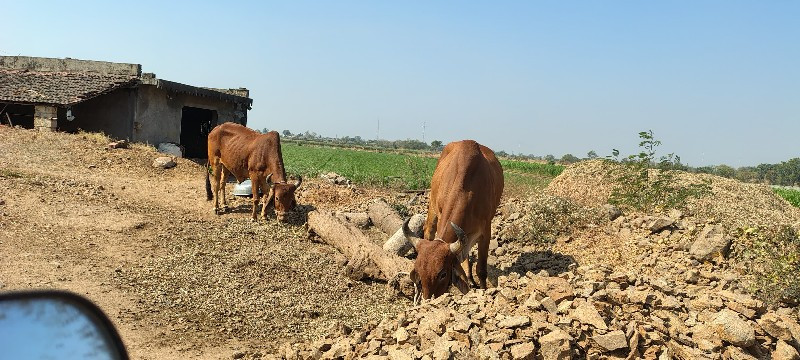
[281, 142, 564, 196]
[774, 187, 800, 208]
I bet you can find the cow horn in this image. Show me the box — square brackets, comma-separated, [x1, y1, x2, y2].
[449, 222, 465, 254]
[265, 173, 273, 185]
[402, 218, 420, 249]
[294, 175, 302, 188]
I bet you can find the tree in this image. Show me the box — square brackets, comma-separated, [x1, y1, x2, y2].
[544, 154, 556, 164]
[282, 130, 293, 137]
[586, 150, 598, 159]
[430, 140, 444, 151]
[496, 150, 509, 158]
[714, 164, 735, 178]
[560, 154, 580, 164]
[261, 128, 269, 134]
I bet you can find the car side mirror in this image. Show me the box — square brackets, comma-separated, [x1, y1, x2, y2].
[0, 290, 129, 360]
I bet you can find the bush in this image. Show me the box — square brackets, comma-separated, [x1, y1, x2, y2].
[732, 226, 800, 305]
[501, 194, 605, 246]
[608, 130, 711, 212]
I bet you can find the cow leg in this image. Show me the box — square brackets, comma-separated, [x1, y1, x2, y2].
[219, 166, 229, 211]
[259, 177, 271, 220]
[249, 173, 260, 221]
[211, 158, 222, 214]
[476, 222, 491, 289]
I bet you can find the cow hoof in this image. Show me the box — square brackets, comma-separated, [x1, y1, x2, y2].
[213, 208, 222, 215]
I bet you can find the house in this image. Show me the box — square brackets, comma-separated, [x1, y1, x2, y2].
[0, 56, 252, 158]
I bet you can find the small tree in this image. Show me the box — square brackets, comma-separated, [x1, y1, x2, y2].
[586, 150, 598, 159]
[430, 140, 444, 151]
[282, 130, 293, 137]
[608, 130, 711, 212]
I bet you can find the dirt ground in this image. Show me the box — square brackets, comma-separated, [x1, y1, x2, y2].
[0, 126, 414, 359]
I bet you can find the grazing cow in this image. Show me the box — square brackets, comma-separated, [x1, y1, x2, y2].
[403, 140, 503, 299]
[205, 122, 301, 221]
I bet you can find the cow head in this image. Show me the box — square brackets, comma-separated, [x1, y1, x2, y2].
[270, 175, 302, 222]
[404, 219, 470, 299]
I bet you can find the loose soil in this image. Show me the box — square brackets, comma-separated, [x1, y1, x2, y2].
[0, 126, 409, 359]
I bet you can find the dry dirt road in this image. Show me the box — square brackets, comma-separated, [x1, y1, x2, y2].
[0, 126, 408, 359]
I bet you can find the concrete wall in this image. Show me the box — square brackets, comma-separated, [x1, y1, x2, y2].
[133, 85, 246, 145]
[0, 56, 140, 76]
[60, 88, 136, 139]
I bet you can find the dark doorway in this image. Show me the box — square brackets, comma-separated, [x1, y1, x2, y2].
[180, 107, 216, 158]
[0, 103, 35, 129]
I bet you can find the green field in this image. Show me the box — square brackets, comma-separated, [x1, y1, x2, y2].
[281, 143, 563, 195]
[774, 187, 800, 208]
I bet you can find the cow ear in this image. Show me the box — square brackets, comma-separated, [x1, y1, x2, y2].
[410, 269, 419, 283]
[451, 263, 470, 294]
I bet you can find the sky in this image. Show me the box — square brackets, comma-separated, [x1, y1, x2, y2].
[1, 1, 798, 167]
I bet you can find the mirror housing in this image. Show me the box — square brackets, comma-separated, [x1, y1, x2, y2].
[0, 290, 129, 360]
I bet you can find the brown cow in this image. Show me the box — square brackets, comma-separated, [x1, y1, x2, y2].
[403, 140, 503, 299]
[205, 122, 301, 221]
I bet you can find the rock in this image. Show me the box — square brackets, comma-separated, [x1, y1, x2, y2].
[773, 340, 800, 360]
[757, 312, 795, 341]
[668, 209, 683, 220]
[321, 172, 350, 185]
[723, 346, 758, 360]
[387, 348, 414, 360]
[383, 214, 425, 255]
[509, 342, 535, 360]
[685, 269, 700, 284]
[602, 204, 622, 220]
[647, 217, 674, 233]
[539, 329, 572, 360]
[691, 324, 723, 352]
[498, 316, 530, 329]
[152, 157, 176, 169]
[540, 297, 558, 313]
[432, 338, 457, 360]
[394, 327, 410, 344]
[690, 224, 731, 261]
[528, 276, 574, 303]
[592, 330, 628, 352]
[157, 142, 183, 157]
[107, 139, 129, 149]
[711, 309, 755, 347]
[570, 302, 607, 330]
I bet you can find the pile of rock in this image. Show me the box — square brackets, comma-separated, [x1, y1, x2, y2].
[278, 263, 800, 359]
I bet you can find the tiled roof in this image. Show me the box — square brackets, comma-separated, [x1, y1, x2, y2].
[0, 69, 138, 106]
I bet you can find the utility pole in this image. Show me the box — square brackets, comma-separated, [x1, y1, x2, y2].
[422, 121, 426, 143]
[376, 117, 380, 141]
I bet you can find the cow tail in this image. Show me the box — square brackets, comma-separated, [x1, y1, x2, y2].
[205, 162, 213, 201]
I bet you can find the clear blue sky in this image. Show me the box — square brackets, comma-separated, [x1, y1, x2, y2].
[2, 1, 797, 167]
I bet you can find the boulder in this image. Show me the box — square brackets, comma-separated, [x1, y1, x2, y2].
[711, 309, 755, 347]
[690, 224, 731, 261]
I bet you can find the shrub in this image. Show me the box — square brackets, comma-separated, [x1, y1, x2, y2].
[732, 226, 800, 305]
[608, 130, 711, 212]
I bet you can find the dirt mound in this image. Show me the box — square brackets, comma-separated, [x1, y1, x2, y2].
[546, 160, 800, 232]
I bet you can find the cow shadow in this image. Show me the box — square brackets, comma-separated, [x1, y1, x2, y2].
[484, 249, 578, 286]
[217, 196, 314, 226]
